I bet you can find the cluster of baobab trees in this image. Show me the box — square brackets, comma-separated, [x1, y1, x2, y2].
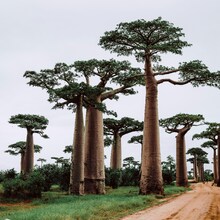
[8, 17, 220, 195]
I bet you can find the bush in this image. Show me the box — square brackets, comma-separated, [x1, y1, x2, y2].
[4, 168, 18, 180]
[2, 171, 44, 199]
[59, 162, 70, 191]
[0, 171, 4, 182]
[35, 164, 60, 191]
[121, 168, 140, 186]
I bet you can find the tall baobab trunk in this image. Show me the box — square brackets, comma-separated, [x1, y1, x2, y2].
[176, 133, 188, 186]
[20, 153, 25, 174]
[84, 97, 105, 194]
[140, 57, 164, 195]
[110, 133, 122, 169]
[217, 135, 220, 186]
[24, 128, 34, 174]
[193, 155, 198, 182]
[213, 148, 217, 183]
[69, 96, 85, 195]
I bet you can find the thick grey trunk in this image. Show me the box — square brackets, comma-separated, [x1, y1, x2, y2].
[217, 135, 220, 186]
[20, 153, 25, 174]
[213, 149, 217, 183]
[69, 96, 85, 195]
[84, 99, 105, 194]
[24, 128, 34, 174]
[176, 133, 188, 186]
[193, 155, 198, 182]
[140, 57, 163, 195]
[110, 133, 122, 169]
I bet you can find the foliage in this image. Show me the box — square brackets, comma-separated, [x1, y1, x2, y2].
[34, 162, 70, 192]
[105, 168, 121, 189]
[9, 114, 49, 138]
[58, 162, 71, 191]
[121, 157, 140, 186]
[2, 171, 44, 199]
[161, 156, 176, 185]
[35, 164, 60, 191]
[0, 171, 4, 183]
[159, 113, 204, 133]
[3, 168, 18, 180]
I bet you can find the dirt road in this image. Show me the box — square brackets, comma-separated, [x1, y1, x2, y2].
[121, 182, 220, 220]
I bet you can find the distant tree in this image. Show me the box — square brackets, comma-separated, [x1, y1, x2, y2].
[161, 155, 176, 185]
[99, 17, 219, 194]
[5, 141, 42, 173]
[201, 141, 217, 183]
[121, 157, 140, 186]
[128, 135, 143, 162]
[37, 158, 46, 168]
[160, 113, 204, 186]
[51, 157, 65, 166]
[187, 147, 208, 182]
[9, 114, 48, 174]
[103, 117, 143, 169]
[193, 122, 220, 186]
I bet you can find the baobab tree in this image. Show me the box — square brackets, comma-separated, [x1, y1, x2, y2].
[128, 135, 143, 162]
[201, 141, 217, 183]
[99, 17, 219, 194]
[9, 114, 48, 175]
[5, 141, 42, 173]
[74, 59, 142, 194]
[193, 123, 220, 186]
[37, 158, 46, 168]
[24, 60, 142, 194]
[186, 147, 208, 182]
[103, 117, 143, 169]
[159, 113, 204, 186]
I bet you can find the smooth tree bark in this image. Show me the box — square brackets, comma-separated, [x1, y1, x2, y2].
[103, 117, 143, 170]
[160, 113, 204, 187]
[9, 114, 48, 175]
[99, 17, 219, 194]
[69, 95, 85, 195]
[110, 133, 122, 169]
[5, 141, 42, 173]
[193, 123, 220, 186]
[84, 100, 105, 194]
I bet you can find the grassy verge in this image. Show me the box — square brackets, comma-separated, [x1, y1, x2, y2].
[0, 185, 188, 220]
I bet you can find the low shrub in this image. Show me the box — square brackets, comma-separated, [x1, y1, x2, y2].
[2, 171, 44, 199]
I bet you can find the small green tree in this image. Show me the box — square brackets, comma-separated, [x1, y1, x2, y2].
[161, 155, 176, 185]
[9, 114, 49, 175]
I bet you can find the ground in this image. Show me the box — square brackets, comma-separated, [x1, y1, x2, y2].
[121, 182, 220, 220]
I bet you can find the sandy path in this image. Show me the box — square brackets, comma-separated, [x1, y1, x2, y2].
[121, 182, 220, 220]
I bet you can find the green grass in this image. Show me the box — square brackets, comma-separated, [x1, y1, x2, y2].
[0, 185, 188, 220]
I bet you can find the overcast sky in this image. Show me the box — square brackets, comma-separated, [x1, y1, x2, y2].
[1, 0, 220, 172]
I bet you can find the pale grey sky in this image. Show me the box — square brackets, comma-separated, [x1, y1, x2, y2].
[1, 0, 220, 172]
